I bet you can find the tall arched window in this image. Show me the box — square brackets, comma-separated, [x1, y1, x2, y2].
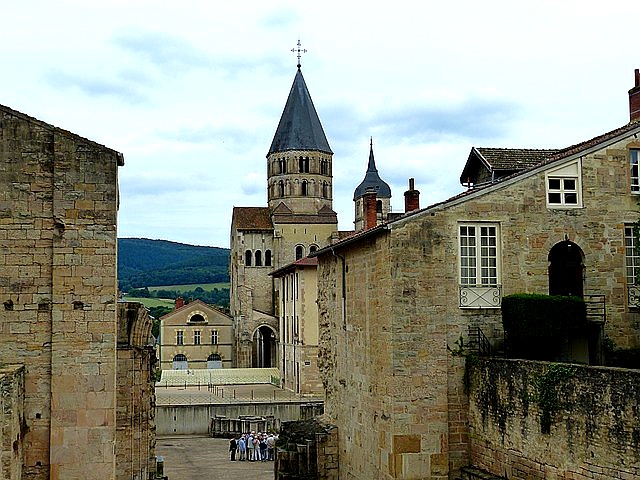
[309, 245, 318, 254]
[265, 250, 272, 266]
[278, 180, 285, 197]
[301, 180, 308, 196]
[295, 245, 304, 260]
[279, 158, 286, 174]
[245, 250, 252, 266]
[255, 250, 262, 266]
[376, 200, 382, 213]
[322, 182, 328, 198]
[320, 159, 328, 175]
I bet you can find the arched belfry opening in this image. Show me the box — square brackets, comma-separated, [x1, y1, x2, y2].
[253, 325, 276, 367]
[548, 240, 584, 297]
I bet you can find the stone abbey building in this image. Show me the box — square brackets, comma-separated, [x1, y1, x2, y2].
[0, 105, 156, 479]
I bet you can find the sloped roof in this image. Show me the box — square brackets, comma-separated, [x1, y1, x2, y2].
[268, 68, 332, 156]
[316, 121, 640, 254]
[270, 256, 318, 277]
[353, 141, 391, 200]
[159, 299, 231, 323]
[460, 147, 559, 185]
[231, 207, 273, 231]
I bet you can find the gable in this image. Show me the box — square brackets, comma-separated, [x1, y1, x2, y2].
[160, 300, 232, 327]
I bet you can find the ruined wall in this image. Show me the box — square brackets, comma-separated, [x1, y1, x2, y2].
[0, 365, 24, 480]
[469, 358, 640, 479]
[116, 302, 156, 480]
[0, 105, 122, 479]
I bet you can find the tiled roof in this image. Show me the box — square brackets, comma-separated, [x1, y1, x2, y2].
[320, 121, 640, 253]
[270, 256, 318, 277]
[232, 207, 273, 231]
[476, 147, 560, 170]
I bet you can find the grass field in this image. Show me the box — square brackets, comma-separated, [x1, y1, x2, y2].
[147, 282, 230, 292]
[122, 296, 175, 308]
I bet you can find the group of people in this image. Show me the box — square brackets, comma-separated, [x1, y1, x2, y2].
[228, 431, 278, 462]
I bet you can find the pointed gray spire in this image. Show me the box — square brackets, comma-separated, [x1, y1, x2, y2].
[268, 69, 332, 156]
[353, 138, 391, 200]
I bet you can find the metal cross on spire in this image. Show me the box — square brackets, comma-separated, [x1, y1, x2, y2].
[291, 39, 307, 69]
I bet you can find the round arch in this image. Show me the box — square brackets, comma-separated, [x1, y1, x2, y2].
[252, 324, 277, 368]
[548, 240, 585, 297]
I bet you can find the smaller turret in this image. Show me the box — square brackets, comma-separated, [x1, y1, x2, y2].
[353, 139, 391, 230]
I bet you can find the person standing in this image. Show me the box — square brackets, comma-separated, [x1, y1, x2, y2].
[266, 434, 275, 461]
[246, 432, 255, 461]
[229, 437, 237, 461]
[238, 434, 246, 461]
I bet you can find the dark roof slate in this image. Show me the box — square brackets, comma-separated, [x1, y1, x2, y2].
[460, 147, 559, 184]
[353, 141, 391, 200]
[268, 69, 332, 156]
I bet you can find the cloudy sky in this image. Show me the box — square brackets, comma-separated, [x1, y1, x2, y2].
[2, 1, 638, 248]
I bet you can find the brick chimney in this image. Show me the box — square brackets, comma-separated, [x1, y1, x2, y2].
[175, 296, 184, 310]
[630, 68, 640, 123]
[363, 187, 378, 230]
[404, 178, 420, 213]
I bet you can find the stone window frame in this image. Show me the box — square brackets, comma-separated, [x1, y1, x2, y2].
[295, 245, 304, 260]
[176, 330, 184, 346]
[545, 160, 583, 208]
[211, 329, 219, 345]
[631, 149, 640, 194]
[194, 330, 201, 345]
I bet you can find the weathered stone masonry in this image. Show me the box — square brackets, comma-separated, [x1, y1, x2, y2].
[0, 105, 123, 480]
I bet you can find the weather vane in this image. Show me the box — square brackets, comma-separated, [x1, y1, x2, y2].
[291, 39, 307, 69]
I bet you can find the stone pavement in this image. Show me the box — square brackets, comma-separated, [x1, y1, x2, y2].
[156, 435, 274, 480]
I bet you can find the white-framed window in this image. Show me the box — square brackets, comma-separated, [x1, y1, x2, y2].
[459, 224, 499, 286]
[625, 225, 640, 285]
[176, 330, 184, 346]
[194, 330, 201, 345]
[545, 160, 582, 207]
[459, 223, 501, 308]
[625, 225, 640, 307]
[631, 149, 640, 193]
[211, 330, 218, 345]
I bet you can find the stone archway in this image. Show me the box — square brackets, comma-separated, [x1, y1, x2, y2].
[252, 325, 277, 368]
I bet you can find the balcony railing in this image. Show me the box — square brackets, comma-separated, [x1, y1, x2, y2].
[459, 285, 502, 308]
[628, 285, 640, 308]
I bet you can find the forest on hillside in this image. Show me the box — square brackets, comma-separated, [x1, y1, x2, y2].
[117, 238, 230, 292]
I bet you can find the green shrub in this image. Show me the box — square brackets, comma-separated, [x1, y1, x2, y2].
[502, 293, 587, 360]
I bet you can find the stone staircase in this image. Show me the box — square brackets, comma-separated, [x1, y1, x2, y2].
[455, 466, 506, 480]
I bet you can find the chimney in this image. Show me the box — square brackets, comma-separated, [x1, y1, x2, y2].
[404, 178, 420, 213]
[363, 187, 378, 230]
[175, 296, 184, 310]
[630, 68, 640, 123]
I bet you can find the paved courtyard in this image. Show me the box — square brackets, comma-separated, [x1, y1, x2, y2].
[156, 435, 274, 480]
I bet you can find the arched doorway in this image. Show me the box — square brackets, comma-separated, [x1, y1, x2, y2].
[548, 240, 584, 297]
[207, 353, 222, 369]
[252, 325, 276, 367]
[172, 354, 188, 370]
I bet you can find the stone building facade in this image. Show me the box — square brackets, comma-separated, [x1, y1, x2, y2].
[313, 73, 640, 479]
[159, 299, 233, 370]
[0, 365, 24, 480]
[271, 257, 323, 396]
[0, 104, 155, 479]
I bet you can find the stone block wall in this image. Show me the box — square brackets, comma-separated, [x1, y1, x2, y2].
[0, 365, 24, 480]
[469, 358, 640, 479]
[0, 105, 123, 479]
[116, 302, 156, 480]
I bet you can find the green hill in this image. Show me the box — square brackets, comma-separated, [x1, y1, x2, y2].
[117, 238, 230, 292]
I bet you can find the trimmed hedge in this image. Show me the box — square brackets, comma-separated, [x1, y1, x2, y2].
[502, 293, 587, 360]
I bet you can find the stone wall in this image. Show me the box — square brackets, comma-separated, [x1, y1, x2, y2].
[0, 365, 24, 480]
[116, 302, 157, 480]
[469, 358, 640, 479]
[156, 401, 323, 435]
[316, 129, 640, 479]
[0, 105, 123, 480]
